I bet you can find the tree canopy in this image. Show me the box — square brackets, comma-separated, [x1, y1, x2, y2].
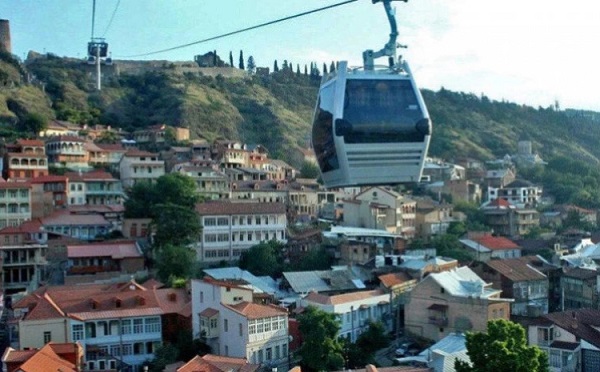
[298, 306, 345, 371]
[455, 319, 549, 372]
[239, 240, 284, 277]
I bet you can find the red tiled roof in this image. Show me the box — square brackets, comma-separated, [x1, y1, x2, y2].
[195, 201, 286, 215]
[178, 354, 260, 372]
[223, 302, 287, 320]
[65, 170, 116, 181]
[67, 241, 141, 259]
[14, 280, 165, 321]
[0, 219, 43, 234]
[42, 210, 111, 226]
[30, 175, 68, 184]
[378, 272, 415, 288]
[199, 308, 219, 318]
[473, 235, 520, 250]
[0, 181, 31, 189]
[9, 343, 76, 372]
[16, 139, 45, 147]
[142, 278, 165, 290]
[304, 289, 386, 306]
[488, 198, 512, 208]
[154, 288, 191, 316]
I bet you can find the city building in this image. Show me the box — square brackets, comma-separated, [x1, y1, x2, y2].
[0, 180, 31, 229]
[405, 267, 512, 342]
[194, 201, 287, 264]
[176, 354, 260, 372]
[3, 139, 49, 179]
[191, 278, 290, 367]
[11, 279, 182, 371]
[472, 258, 549, 316]
[487, 179, 543, 207]
[1, 342, 83, 372]
[0, 219, 47, 294]
[480, 198, 540, 237]
[459, 233, 522, 261]
[526, 309, 600, 372]
[65, 171, 124, 205]
[45, 136, 89, 169]
[298, 289, 392, 342]
[119, 150, 165, 188]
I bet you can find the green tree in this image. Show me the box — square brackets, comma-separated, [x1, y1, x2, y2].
[239, 240, 283, 277]
[152, 203, 203, 248]
[19, 113, 47, 135]
[229, 51, 234, 67]
[155, 244, 197, 284]
[124, 181, 157, 218]
[298, 306, 345, 371]
[455, 319, 549, 372]
[356, 320, 390, 354]
[154, 173, 200, 209]
[247, 55, 256, 74]
[274, 60, 279, 72]
[239, 50, 245, 70]
[146, 343, 179, 372]
[289, 247, 332, 271]
[300, 161, 320, 179]
[96, 130, 119, 144]
[432, 234, 473, 262]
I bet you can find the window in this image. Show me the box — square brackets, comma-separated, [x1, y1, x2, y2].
[133, 318, 144, 333]
[239, 323, 243, 336]
[72, 324, 84, 340]
[43, 331, 51, 344]
[224, 319, 228, 332]
[145, 317, 161, 333]
[217, 217, 229, 226]
[121, 319, 132, 334]
[204, 218, 216, 226]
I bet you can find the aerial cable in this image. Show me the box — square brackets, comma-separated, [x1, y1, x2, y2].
[120, 0, 358, 58]
[101, 0, 121, 38]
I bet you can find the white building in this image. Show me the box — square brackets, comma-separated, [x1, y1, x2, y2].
[487, 179, 543, 207]
[119, 150, 165, 188]
[194, 201, 287, 263]
[191, 278, 290, 367]
[298, 289, 392, 342]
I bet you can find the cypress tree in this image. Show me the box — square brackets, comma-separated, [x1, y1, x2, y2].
[239, 50, 245, 69]
[323, 63, 328, 75]
[212, 50, 217, 66]
[274, 60, 279, 72]
[229, 51, 233, 67]
[304, 64, 308, 75]
[330, 61, 336, 73]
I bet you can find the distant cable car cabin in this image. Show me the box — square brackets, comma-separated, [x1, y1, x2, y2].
[88, 41, 108, 58]
[312, 0, 431, 188]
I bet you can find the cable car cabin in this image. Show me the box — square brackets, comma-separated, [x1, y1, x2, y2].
[312, 61, 431, 188]
[88, 41, 108, 58]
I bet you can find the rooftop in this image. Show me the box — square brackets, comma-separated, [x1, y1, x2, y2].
[195, 201, 286, 215]
[485, 258, 547, 282]
[429, 267, 504, 299]
[303, 289, 387, 306]
[223, 302, 287, 320]
[67, 241, 141, 259]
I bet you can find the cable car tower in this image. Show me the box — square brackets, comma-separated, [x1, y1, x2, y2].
[87, 0, 109, 90]
[311, 0, 432, 188]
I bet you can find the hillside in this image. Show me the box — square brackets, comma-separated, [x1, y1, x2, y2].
[1, 52, 600, 169]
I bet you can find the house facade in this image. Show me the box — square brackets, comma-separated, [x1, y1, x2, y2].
[0, 181, 32, 229]
[191, 279, 289, 367]
[473, 258, 549, 316]
[405, 267, 512, 342]
[527, 309, 600, 372]
[298, 289, 392, 342]
[119, 150, 165, 188]
[194, 201, 287, 264]
[3, 139, 49, 179]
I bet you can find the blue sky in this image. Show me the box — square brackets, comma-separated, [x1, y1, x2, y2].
[2, 0, 599, 111]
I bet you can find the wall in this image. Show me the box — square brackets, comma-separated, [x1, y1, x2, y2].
[19, 318, 67, 349]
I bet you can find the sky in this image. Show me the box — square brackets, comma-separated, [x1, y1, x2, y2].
[2, 0, 599, 111]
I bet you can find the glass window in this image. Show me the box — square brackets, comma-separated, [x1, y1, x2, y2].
[341, 79, 427, 144]
[145, 317, 161, 333]
[72, 324, 84, 341]
[133, 318, 144, 333]
[312, 81, 338, 172]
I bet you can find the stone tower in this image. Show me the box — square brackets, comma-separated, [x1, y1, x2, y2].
[0, 19, 12, 53]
